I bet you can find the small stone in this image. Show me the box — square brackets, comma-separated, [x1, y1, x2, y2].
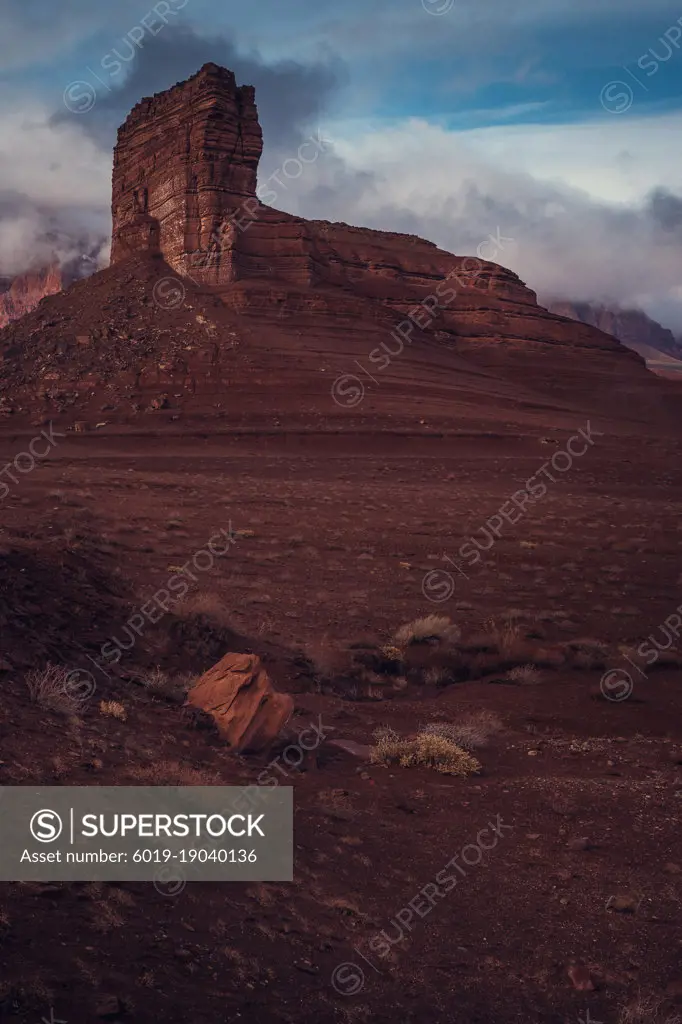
[606, 894, 640, 913]
[528, 749, 539, 756]
[664, 862, 682, 874]
[174, 947, 193, 961]
[567, 837, 591, 851]
[526, 833, 540, 840]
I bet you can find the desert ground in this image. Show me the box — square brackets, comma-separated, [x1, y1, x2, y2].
[1, 422, 681, 1023]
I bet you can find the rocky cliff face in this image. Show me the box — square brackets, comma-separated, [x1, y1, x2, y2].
[111, 62, 262, 271]
[546, 301, 682, 361]
[1, 62, 679, 434]
[0, 265, 66, 329]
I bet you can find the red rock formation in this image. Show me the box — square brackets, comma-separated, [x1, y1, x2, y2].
[186, 651, 293, 752]
[1, 62, 680, 434]
[111, 62, 262, 269]
[0, 264, 65, 329]
[109, 64, 552, 311]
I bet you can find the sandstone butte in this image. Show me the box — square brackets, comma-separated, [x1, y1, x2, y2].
[0, 61, 679, 434]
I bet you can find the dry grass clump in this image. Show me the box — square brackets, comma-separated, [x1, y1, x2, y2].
[127, 761, 223, 786]
[422, 665, 451, 686]
[484, 618, 523, 658]
[370, 726, 481, 776]
[99, 700, 127, 721]
[141, 667, 193, 702]
[380, 643, 405, 662]
[24, 664, 81, 715]
[393, 615, 460, 648]
[507, 664, 543, 685]
[619, 995, 682, 1024]
[420, 710, 503, 751]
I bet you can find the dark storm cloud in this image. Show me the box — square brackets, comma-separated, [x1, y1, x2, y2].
[53, 24, 346, 161]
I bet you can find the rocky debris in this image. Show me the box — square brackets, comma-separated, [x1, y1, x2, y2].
[186, 652, 293, 752]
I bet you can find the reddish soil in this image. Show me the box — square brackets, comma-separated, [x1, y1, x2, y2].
[1, 426, 681, 1024]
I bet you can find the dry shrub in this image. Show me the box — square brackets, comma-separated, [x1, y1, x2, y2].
[99, 700, 127, 721]
[141, 667, 192, 702]
[507, 664, 542, 685]
[24, 664, 81, 715]
[370, 726, 481, 776]
[422, 665, 451, 686]
[380, 643, 405, 662]
[393, 615, 460, 648]
[484, 618, 523, 658]
[420, 711, 503, 751]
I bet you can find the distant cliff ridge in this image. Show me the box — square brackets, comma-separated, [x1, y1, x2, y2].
[546, 300, 682, 363]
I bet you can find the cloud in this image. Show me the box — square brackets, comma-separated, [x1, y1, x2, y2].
[53, 23, 346, 162]
[0, 0, 144, 73]
[278, 115, 682, 331]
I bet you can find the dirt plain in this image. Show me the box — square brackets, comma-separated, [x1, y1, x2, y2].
[0, 419, 681, 1024]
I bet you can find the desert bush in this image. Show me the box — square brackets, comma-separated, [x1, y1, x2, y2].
[507, 664, 542, 685]
[422, 665, 451, 685]
[141, 667, 192, 702]
[420, 711, 502, 750]
[24, 664, 81, 715]
[423, 710, 502, 748]
[394, 615, 460, 647]
[370, 727, 481, 776]
[99, 700, 127, 721]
